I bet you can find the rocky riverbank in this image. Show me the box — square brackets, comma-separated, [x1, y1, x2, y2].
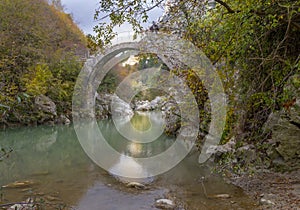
[230, 169, 300, 209]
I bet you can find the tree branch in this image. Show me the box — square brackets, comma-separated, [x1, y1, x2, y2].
[97, 0, 164, 21]
[215, 0, 236, 13]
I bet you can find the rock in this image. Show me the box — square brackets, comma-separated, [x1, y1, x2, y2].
[263, 74, 300, 171]
[236, 144, 257, 163]
[95, 92, 111, 104]
[155, 198, 175, 209]
[35, 95, 56, 116]
[8, 198, 35, 210]
[56, 114, 70, 125]
[259, 198, 275, 206]
[8, 204, 34, 210]
[95, 93, 133, 119]
[2, 180, 35, 188]
[111, 94, 134, 117]
[45, 195, 60, 201]
[95, 93, 112, 118]
[35, 130, 57, 152]
[162, 101, 181, 135]
[126, 182, 146, 189]
[150, 96, 165, 109]
[135, 100, 152, 111]
[206, 138, 235, 157]
[264, 114, 300, 170]
[209, 194, 231, 199]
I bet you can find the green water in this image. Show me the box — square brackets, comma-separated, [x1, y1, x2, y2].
[0, 112, 256, 209]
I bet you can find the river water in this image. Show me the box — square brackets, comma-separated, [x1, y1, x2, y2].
[0, 112, 256, 209]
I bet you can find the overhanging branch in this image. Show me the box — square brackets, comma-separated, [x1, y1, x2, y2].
[215, 0, 236, 13]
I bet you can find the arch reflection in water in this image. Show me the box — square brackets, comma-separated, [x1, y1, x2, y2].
[97, 112, 175, 181]
[113, 111, 165, 143]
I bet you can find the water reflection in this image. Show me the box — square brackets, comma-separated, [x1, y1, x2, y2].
[101, 114, 174, 159]
[112, 111, 165, 143]
[98, 112, 175, 181]
[0, 117, 255, 209]
[130, 112, 151, 131]
[109, 154, 154, 183]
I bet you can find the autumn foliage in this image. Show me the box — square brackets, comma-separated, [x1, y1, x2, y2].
[0, 0, 87, 125]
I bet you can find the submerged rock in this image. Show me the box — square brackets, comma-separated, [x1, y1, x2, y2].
[259, 198, 275, 206]
[2, 180, 36, 188]
[7, 198, 35, 210]
[35, 130, 57, 152]
[126, 182, 146, 189]
[209, 194, 231, 199]
[8, 204, 34, 210]
[155, 198, 175, 209]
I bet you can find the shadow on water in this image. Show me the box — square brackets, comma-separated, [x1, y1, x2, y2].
[0, 112, 256, 209]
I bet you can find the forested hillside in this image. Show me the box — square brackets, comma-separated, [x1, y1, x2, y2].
[0, 0, 88, 126]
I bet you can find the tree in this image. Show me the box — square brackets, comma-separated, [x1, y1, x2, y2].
[50, 0, 64, 11]
[93, 0, 300, 142]
[0, 0, 87, 125]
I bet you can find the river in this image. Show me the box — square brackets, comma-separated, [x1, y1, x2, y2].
[0, 112, 256, 209]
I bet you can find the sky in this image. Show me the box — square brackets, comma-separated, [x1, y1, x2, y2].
[61, 0, 164, 35]
[61, 0, 99, 35]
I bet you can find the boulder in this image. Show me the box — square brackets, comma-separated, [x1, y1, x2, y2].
[35, 95, 56, 116]
[204, 138, 236, 162]
[263, 74, 300, 171]
[34, 95, 57, 123]
[111, 94, 133, 117]
[95, 93, 133, 119]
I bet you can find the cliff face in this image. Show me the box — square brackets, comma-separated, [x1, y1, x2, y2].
[0, 0, 88, 126]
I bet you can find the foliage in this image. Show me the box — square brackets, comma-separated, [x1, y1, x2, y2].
[93, 0, 164, 47]
[97, 72, 117, 93]
[0, 0, 87, 125]
[22, 64, 54, 96]
[93, 0, 300, 143]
